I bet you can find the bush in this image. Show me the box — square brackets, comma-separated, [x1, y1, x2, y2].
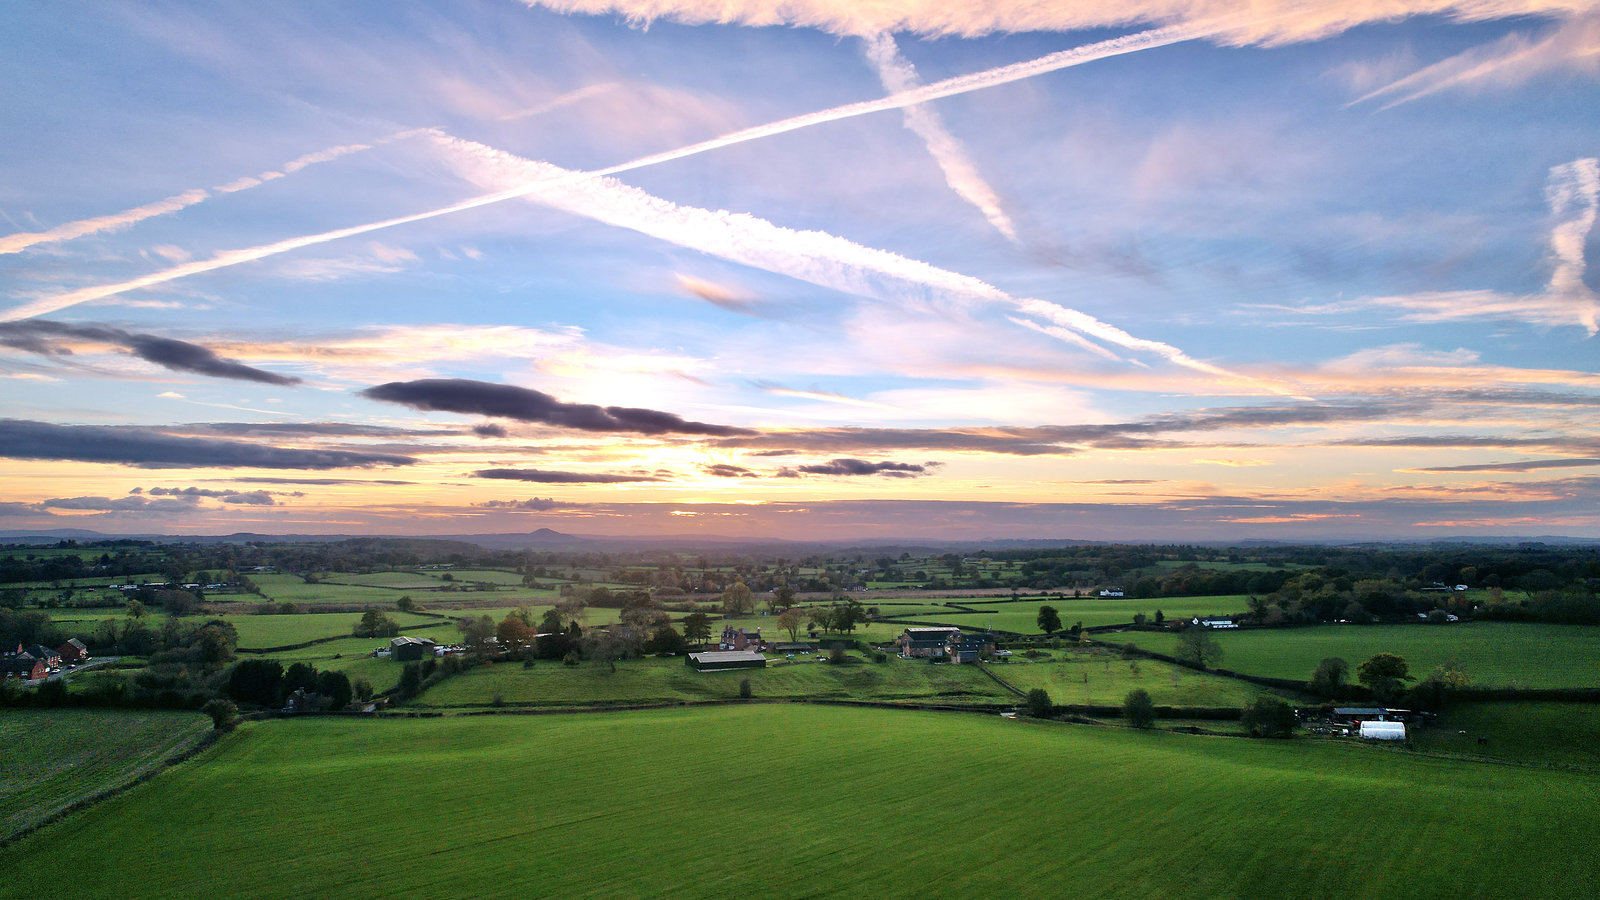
[828, 646, 847, 664]
[203, 698, 238, 730]
[1124, 688, 1156, 729]
[738, 677, 753, 699]
[1026, 688, 1053, 718]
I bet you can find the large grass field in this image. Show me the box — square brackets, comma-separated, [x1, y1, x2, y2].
[925, 595, 1254, 633]
[414, 653, 1014, 708]
[42, 609, 446, 649]
[3, 706, 1596, 898]
[994, 647, 1283, 707]
[0, 710, 210, 843]
[1410, 701, 1600, 768]
[1109, 622, 1600, 688]
[235, 637, 410, 693]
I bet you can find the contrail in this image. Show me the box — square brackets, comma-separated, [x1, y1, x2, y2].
[0, 138, 391, 256]
[863, 32, 1018, 242]
[3, 21, 1228, 321]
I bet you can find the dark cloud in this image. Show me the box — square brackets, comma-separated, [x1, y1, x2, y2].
[361, 378, 752, 436]
[473, 468, 662, 484]
[1411, 458, 1600, 473]
[704, 464, 759, 478]
[216, 477, 417, 486]
[473, 423, 508, 438]
[36, 495, 195, 512]
[0, 419, 417, 470]
[797, 458, 935, 478]
[479, 497, 585, 510]
[0, 320, 300, 385]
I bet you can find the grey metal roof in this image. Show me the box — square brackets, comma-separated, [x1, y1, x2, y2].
[688, 650, 766, 663]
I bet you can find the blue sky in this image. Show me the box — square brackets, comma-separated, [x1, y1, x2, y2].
[1, 1, 1598, 540]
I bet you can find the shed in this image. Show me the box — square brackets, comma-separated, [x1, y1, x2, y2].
[1360, 721, 1407, 741]
[687, 650, 767, 672]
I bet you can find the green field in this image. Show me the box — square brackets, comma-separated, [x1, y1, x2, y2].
[995, 647, 1284, 707]
[1110, 622, 1600, 689]
[40, 609, 445, 649]
[924, 595, 1254, 633]
[249, 574, 410, 606]
[4, 706, 1597, 898]
[235, 637, 409, 694]
[414, 653, 1013, 708]
[1410, 702, 1600, 768]
[0, 710, 210, 843]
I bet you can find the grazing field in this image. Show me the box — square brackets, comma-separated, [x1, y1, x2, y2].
[249, 574, 409, 606]
[4, 706, 1597, 898]
[236, 637, 412, 693]
[1110, 622, 1600, 688]
[228, 611, 443, 648]
[413, 654, 1014, 708]
[994, 648, 1283, 707]
[1410, 702, 1600, 768]
[930, 595, 1253, 633]
[0, 710, 210, 843]
[321, 571, 446, 589]
[713, 615, 903, 643]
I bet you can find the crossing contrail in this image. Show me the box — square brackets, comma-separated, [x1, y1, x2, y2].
[2, 20, 1228, 321]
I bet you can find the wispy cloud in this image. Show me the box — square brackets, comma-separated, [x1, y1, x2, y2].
[0, 419, 416, 469]
[0, 320, 302, 385]
[1352, 15, 1600, 109]
[361, 378, 752, 436]
[862, 32, 1017, 242]
[473, 468, 662, 483]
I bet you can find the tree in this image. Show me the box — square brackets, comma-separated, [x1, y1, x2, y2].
[1356, 653, 1412, 700]
[497, 615, 533, 651]
[460, 614, 497, 653]
[1241, 697, 1296, 738]
[315, 670, 353, 710]
[1154, 609, 1165, 624]
[777, 607, 805, 643]
[645, 623, 687, 656]
[1124, 688, 1156, 729]
[1174, 628, 1223, 669]
[395, 595, 416, 612]
[771, 585, 796, 613]
[398, 662, 423, 698]
[354, 609, 400, 638]
[721, 581, 754, 615]
[1310, 657, 1349, 698]
[1026, 688, 1053, 718]
[1036, 605, 1062, 635]
[682, 612, 712, 648]
[159, 589, 199, 618]
[227, 659, 284, 706]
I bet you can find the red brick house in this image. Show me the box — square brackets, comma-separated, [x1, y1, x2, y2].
[719, 626, 764, 651]
[1, 656, 47, 680]
[58, 637, 90, 664]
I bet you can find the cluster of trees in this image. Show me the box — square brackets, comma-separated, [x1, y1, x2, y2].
[226, 659, 370, 710]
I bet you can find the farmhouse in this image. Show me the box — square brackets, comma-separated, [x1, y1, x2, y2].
[897, 627, 962, 658]
[719, 627, 764, 651]
[945, 633, 995, 664]
[687, 650, 767, 672]
[23, 644, 61, 668]
[389, 636, 438, 661]
[1, 656, 47, 680]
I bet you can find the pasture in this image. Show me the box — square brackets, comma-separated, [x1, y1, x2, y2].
[930, 595, 1253, 633]
[994, 647, 1281, 708]
[1410, 701, 1600, 768]
[413, 653, 1013, 708]
[1109, 622, 1600, 689]
[3, 706, 1596, 898]
[0, 710, 210, 843]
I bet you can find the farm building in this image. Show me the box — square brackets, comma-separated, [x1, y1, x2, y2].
[389, 636, 438, 661]
[1099, 588, 1124, 597]
[23, 644, 60, 668]
[58, 638, 90, 664]
[945, 633, 996, 664]
[772, 641, 814, 654]
[687, 650, 767, 672]
[896, 627, 961, 658]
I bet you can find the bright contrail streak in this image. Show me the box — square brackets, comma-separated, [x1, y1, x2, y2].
[3, 21, 1226, 321]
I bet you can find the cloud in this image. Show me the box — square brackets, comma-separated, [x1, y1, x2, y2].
[219, 477, 417, 485]
[862, 32, 1017, 242]
[473, 468, 663, 483]
[676, 274, 763, 315]
[34, 495, 198, 513]
[795, 458, 936, 477]
[144, 486, 286, 504]
[0, 419, 417, 469]
[524, 1, 1581, 45]
[473, 423, 509, 438]
[479, 497, 587, 509]
[0, 320, 302, 385]
[1353, 15, 1600, 108]
[361, 378, 752, 436]
[1409, 457, 1600, 473]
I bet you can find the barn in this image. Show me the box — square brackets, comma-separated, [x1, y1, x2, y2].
[686, 650, 767, 672]
[389, 636, 438, 661]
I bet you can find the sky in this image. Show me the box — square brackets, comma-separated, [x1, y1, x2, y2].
[1, 0, 1598, 542]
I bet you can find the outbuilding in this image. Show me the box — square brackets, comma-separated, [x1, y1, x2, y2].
[687, 650, 767, 672]
[389, 635, 438, 662]
[1360, 721, 1407, 740]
